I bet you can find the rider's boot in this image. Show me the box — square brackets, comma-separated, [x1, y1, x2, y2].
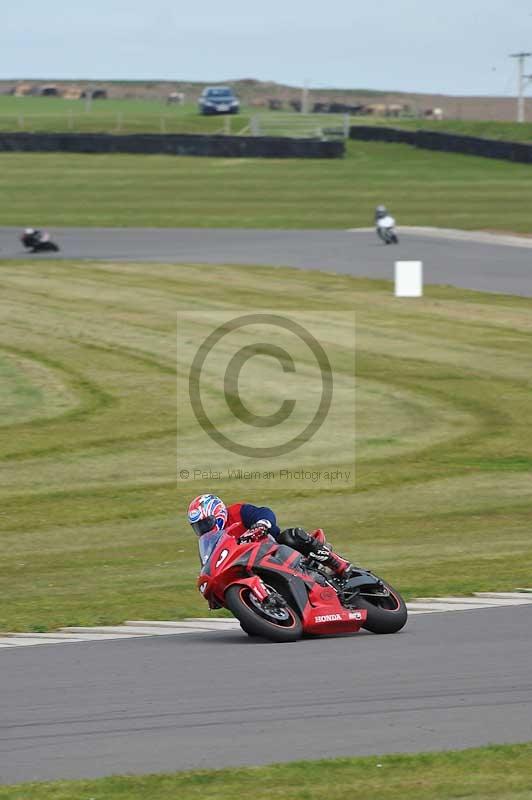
[278, 527, 353, 578]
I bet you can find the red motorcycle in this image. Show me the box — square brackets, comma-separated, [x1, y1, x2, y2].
[197, 528, 407, 643]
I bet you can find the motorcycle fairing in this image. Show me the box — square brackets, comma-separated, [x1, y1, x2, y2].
[341, 570, 383, 592]
[197, 530, 367, 634]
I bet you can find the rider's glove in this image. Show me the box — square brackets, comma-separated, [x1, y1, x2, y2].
[238, 519, 271, 544]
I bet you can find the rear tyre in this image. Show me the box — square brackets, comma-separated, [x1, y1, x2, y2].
[225, 584, 302, 643]
[355, 580, 407, 634]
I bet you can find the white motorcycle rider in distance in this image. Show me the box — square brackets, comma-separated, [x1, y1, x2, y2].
[375, 205, 399, 245]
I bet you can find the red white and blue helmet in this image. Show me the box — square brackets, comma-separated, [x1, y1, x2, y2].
[188, 494, 228, 537]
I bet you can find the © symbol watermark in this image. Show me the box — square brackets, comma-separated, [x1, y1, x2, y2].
[177, 308, 356, 487]
[188, 313, 333, 459]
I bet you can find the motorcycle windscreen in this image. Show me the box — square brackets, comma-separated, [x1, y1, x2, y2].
[198, 530, 226, 566]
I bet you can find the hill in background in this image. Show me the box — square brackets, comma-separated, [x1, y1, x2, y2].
[0, 77, 525, 121]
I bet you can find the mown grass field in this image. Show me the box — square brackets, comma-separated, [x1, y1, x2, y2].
[0, 96, 251, 134]
[0, 259, 531, 633]
[2, 140, 532, 231]
[1, 743, 531, 799]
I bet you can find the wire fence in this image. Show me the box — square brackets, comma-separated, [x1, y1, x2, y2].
[0, 112, 351, 139]
[0, 113, 241, 135]
[250, 113, 351, 139]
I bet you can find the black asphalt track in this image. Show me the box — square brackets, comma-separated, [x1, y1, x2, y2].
[1, 607, 531, 784]
[1, 227, 531, 296]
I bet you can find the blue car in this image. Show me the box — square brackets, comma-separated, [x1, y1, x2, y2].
[198, 86, 240, 116]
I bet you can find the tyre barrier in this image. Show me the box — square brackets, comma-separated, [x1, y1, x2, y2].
[349, 125, 532, 164]
[0, 132, 345, 159]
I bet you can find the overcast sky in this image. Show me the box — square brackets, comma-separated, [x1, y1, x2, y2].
[3, 0, 532, 95]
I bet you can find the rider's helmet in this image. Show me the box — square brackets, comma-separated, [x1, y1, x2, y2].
[24, 228, 35, 235]
[188, 494, 228, 537]
[375, 205, 388, 219]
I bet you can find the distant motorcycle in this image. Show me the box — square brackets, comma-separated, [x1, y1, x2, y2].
[376, 215, 399, 245]
[20, 229, 60, 253]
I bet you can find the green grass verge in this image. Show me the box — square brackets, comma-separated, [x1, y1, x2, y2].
[0, 260, 531, 632]
[1, 744, 531, 799]
[2, 140, 532, 230]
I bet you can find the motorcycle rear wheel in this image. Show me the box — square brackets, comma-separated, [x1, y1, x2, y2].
[354, 580, 407, 634]
[226, 584, 302, 643]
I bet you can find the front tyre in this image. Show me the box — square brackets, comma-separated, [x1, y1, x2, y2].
[240, 623, 257, 637]
[355, 580, 407, 634]
[225, 584, 302, 643]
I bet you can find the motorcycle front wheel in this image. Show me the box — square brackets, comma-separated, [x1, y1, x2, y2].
[225, 584, 302, 643]
[354, 579, 407, 634]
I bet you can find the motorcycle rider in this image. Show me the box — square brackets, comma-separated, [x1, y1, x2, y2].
[21, 228, 50, 248]
[374, 204, 389, 223]
[187, 493, 354, 578]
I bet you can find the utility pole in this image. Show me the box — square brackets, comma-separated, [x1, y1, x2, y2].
[301, 78, 309, 114]
[510, 52, 532, 123]
[85, 84, 93, 114]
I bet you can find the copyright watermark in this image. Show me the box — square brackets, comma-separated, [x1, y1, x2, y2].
[179, 467, 352, 484]
[177, 309, 356, 487]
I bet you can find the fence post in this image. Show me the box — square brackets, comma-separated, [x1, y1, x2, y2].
[224, 115, 231, 135]
[251, 115, 260, 136]
[68, 109, 74, 131]
[116, 112, 123, 132]
[160, 116, 166, 133]
[343, 114, 350, 139]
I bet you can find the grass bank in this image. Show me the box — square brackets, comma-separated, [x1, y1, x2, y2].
[1, 141, 532, 231]
[1, 743, 531, 799]
[0, 260, 531, 632]
[358, 117, 532, 143]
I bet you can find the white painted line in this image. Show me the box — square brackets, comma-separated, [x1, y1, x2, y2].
[346, 226, 532, 249]
[185, 617, 240, 624]
[60, 626, 152, 636]
[124, 625, 215, 634]
[54, 633, 141, 640]
[415, 596, 532, 606]
[406, 602, 490, 612]
[0, 637, 78, 647]
[2, 592, 531, 650]
[4, 632, 125, 640]
[400, 227, 532, 249]
[125, 620, 239, 631]
[474, 592, 532, 599]
[403, 609, 429, 615]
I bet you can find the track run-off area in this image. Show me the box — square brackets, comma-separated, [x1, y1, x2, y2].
[0, 226, 531, 785]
